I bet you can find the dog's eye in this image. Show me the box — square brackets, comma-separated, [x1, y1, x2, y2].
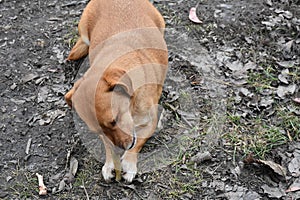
[109, 84, 130, 97]
[113, 84, 127, 94]
[110, 120, 117, 127]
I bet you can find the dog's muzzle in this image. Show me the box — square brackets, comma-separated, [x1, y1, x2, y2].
[126, 128, 137, 150]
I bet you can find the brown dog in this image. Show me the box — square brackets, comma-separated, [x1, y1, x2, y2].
[65, 0, 168, 182]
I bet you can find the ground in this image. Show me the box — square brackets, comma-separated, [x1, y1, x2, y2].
[0, 0, 300, 199]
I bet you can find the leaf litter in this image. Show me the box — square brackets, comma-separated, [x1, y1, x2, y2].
[53, 157, 78, 194]
[1, 0, 300, 199]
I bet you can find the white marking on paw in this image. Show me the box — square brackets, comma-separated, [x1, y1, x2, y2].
[121, 158, 137, 183]
[102, 161, 114, 182]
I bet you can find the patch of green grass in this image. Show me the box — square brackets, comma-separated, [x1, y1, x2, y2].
[73, 170, 91, 187]
[224, 99, 300, 159]
[227, 113, 241, 125]
[9, 172, 38, 198]
[163, 165, 202, 199]
[171, 138, 205, 195]
[168, 177, 202, 198]
[184, 23, 204, 33]
[72, 156, 103, 188]
[224, 115, 289, 159]
[146, 131, 204, 198]
[224, 61, 299, 158]
[157, 4, 183, 27]
[245, 126, 288, 158]
[276, 104, 300, 140]
[179, 89, 191, 100]
[64, 20, 79, 47]
[247, 65, 278, 92]
[286, 65, 300, 83]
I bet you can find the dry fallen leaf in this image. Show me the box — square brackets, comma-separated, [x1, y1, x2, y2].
[189, 7, 202, 24]
[257, 159, 287, 177]
[56, 179, 66, 193]
[293, 98, 300, 104]
[286, 183, 300, 193]
[191, 151, 212, 164]
[276, 84, 296, 99]
[244, 154, 287, 177]
[288, 156, 300, 177]
[70, 157, 79, 176]
[278, 69, 289, 84]
[261, 184, 286, 198]
[22, 73, 39, 83]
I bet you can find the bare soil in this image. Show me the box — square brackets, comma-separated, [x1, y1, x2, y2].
[0, 0, 299, 199]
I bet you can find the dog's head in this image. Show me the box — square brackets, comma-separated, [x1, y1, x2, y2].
[95, 67, 135, 150]
[95, 66, 160, 150]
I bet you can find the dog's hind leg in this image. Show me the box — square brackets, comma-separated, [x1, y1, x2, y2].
[67, 10, 90, 61]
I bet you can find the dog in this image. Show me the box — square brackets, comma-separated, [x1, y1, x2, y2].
[64, 0, 168, 183]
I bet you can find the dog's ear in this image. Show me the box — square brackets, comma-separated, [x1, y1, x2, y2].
[104, 68, 132, 96]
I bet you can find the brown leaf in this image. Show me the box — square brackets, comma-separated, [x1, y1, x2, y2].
[244, 154, 287, 177]
[257, 159, 287, 177]
[243, 153, 256, 164]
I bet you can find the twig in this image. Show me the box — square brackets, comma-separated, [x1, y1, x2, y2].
[181, 116, 194, 129]
[65, 149, 71, 170]
[25, 138, 32, 155]
[165, 102, 194, 128]
[111, 149, 122, 181]
[164, 102, 178, 113]
[36, 173, 47, 195]
[82, 180, 90, 200]
[287, 130, 293, 142]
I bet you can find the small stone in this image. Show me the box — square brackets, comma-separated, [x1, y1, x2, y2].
[6, 176, 13, 182]
[10, 83, 17, 90]
[191, 151, 212, 163]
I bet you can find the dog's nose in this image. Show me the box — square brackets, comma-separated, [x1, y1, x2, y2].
[125, 129, 137, 150]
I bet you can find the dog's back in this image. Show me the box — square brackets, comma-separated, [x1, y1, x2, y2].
[68, 0, 165, 60]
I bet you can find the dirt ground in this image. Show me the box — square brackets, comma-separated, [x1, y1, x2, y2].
[0, 0, 300, 199]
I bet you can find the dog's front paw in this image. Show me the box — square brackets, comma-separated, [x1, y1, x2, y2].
[122, 160, 137, 183]
[102, 161, 115, 182]
[121, 152, 137, 183]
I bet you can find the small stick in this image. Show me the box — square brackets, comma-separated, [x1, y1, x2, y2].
[82, 180, 90, 200]
[111, 149, 122, 181]
[181, 116, 194, 129]
[36, 173, 47, 195]
[287, 130, 293, 142]
[25, 138, 32, 155]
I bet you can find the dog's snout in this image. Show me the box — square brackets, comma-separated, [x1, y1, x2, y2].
[115, 131, 137, 151]
[117, 129, 136, 150]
